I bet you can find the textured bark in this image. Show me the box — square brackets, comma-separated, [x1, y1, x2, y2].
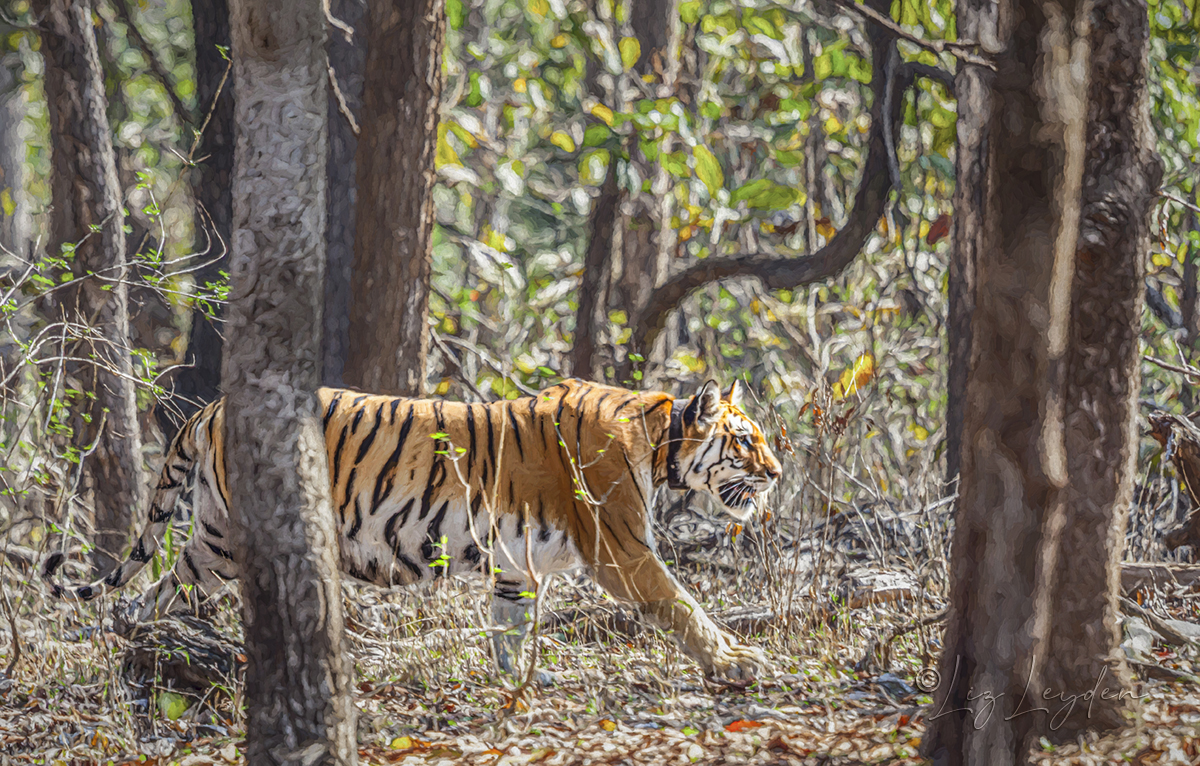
[35, 0, 147, 572]
[163, 0, 234, 436]
[343, 0, 446, 396]
[323, 0, 366, 386]
[616, 0, 680, 315]
[223, 0, 355, 762]
[0, 24, 30, 263]
[570, 161, 619, 381]
[924, 1, 1096, 763]
[943, 1, 994, 487]
[1040, 0, 1160, 738]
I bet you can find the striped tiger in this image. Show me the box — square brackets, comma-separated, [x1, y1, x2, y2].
[43, 378, 781, 680]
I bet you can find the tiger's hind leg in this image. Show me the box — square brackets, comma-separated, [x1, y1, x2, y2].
[490, 580, 556, 686]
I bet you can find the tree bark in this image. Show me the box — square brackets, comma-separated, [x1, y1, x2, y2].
[1040, 0, 1160, 738]
[923, 0, 1106, 762]
[570, 160, 619, 381]
[223, 0, 356, 761]
[343, 0, 446, 396]
[943, 0, 994, 488]
[162, 0, 234, 436]
[35, 0, 148, 573]
[323, 0, 366, 386]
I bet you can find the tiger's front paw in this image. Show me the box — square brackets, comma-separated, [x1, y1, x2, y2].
[703, 640, 768, 681]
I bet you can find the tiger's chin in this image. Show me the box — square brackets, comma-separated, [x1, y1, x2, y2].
[716, 481, 762, 521]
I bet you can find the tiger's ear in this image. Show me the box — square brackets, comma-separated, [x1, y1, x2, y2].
[724, 380, 744, 408]
[684, 380, 723, 428]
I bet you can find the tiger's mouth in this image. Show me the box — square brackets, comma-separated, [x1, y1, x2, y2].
[718, 481, 760, 511]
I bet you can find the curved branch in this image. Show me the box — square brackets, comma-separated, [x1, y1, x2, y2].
[629, 17, 911, 357]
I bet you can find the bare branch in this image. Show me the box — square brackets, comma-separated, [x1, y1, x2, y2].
[831, 0, 994, 70]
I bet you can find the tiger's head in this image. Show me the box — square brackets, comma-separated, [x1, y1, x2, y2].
[665, 380, 782, 521]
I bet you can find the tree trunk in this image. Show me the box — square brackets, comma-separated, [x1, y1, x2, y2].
[35, 0, 148, 572]
[323, 0, 366, 386]
[1039, 0, 1160, 739]
[923, 0, 1146, 760]
[223, 0, 356, 761]
[614, 0, 680, 378]
[161, 0, 234, 436]
[942, 0, 994, 488]
[343, 0, 446, 396]
[570, 149, 619, 382]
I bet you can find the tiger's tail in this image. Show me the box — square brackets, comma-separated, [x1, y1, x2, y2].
[41, 400, 220, 603]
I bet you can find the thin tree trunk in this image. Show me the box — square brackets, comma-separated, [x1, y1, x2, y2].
[570, 161, 619, 381]
[615, 0, 680, 377]
[162, 0, 234, 436]
[323, 0, 366, 386]
[1039, 0, 1160, 739]
[343, 0, 446, 396]
[35, 0, 147, 572]
[223, 0, 355, 762]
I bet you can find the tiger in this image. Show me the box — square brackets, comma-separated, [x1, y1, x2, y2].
[43, 378, 782, 681]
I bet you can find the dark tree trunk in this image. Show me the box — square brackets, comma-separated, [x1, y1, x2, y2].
[223, 0, 356, 761]
[924, 0, 1151, 761]
[1181, 203, 1199, 412]
[323, 0, 366, 386]
[35, 0, 148, 572]
[1040, 0, 1160, 739]
[343, 0, 446, 396]
[943, 0, 994, 487]
[570, 157, 619, 381]
[162, 0, 234, 436]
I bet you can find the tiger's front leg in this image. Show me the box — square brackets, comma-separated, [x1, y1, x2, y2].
[591, 552, 767, 681]
[490, 580, 557, 686]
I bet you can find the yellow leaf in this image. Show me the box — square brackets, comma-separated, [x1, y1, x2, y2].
[435, 123, 460, 168]
[815, 217, 836, 241]
[551, 34, 568, 48]
[600, 719, 617, 732]
[913, 424, 929, 441]
[823, 115, 843, 134]
[834, 352, 875, 400]
[514, 77, 527, 93]
[391, 736, 413, 750]
[591, 103, 614, 126]
[1178, 240, 1190, 264]
[527, 0, 548, 16]
[550, 131, 576, 152]
[0, 188, 14, 217]
[619, 37, 641, 70]
[1151, 252, 1172, 268]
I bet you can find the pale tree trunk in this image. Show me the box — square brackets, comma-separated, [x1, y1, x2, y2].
[223, 0, 355, 761]
[35, 0, 147, 573]
[323, 0, 366, 386]
[162, 0, 234, 436]
[1040, 0, 1160, 738]
[343, 0, 446, 396]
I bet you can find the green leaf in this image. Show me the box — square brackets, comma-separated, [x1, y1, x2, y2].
[158, 692, 190, 721]
[692, 146, 724, 196]
[583, 123, 612, 147]
[731, 179, 802, 210]
[446, 0, 466, 29]
[619, 37, 641, 70]
[662, 151, 690, 178]
[680, 1, 701, 23]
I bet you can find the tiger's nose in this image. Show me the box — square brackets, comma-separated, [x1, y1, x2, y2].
[765, 465, 781, 480]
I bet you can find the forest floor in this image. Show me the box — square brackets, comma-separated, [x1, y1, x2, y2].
[3, 564, 1200, 766]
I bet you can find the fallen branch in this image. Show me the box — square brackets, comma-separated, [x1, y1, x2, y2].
[1121, 562, 1200, 593]
[1119, 596, 1198, 648]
